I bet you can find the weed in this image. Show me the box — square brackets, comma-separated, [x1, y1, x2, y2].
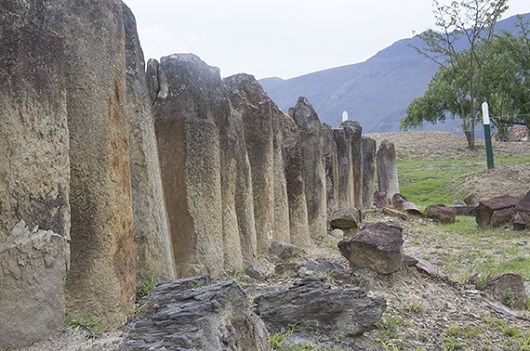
[66, 313, 106, 334]
[503, 326, 520, 337]
[501, 291, 517, 308]
[137, 272, 157, 299]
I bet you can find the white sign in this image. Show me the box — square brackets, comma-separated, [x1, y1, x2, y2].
[482, 102, 490, 125]
[342, 111, 348, 122]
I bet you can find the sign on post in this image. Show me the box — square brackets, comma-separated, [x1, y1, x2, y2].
[482, 102, 494, 169]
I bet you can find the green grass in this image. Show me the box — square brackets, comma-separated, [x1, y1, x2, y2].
[397, 156, 530, 208]
[66, 313, 106, 334]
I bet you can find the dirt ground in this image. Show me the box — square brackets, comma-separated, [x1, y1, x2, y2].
[14, 131, 530, 351]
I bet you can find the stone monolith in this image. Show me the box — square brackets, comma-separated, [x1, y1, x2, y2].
[342, 121, 363, 208]
[150, 54, 224, 277]
[361, 136, 376, 209]
[376, 140, 400, 203]
[0, 6, 70, 347]
[122, 3, 175, 286]
[332, 128, 354, 209]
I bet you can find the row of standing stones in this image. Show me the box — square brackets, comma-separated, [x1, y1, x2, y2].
[0, 1, 400, 349]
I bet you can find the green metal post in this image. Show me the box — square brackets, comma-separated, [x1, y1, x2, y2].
[482, 102, 494, 169]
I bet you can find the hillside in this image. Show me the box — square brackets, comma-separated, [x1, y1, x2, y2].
[260, 13, 530, 133]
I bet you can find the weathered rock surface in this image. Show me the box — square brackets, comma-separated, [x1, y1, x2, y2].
[0, 6, 70, 347]
[338, 222, 404, 274]
[225, 75, 275, 252]
[376, 140, 400, 203]
[43, 0, 137, 327]
[122, 277, 270, 351]
[392, 193, 422, 215]
[515, 190, 530, 225]
[342, 121, 363, 208]
[150, 54, 225, 277]
[464, 193, 480, 206]
[329, 208, 362, 230]
[254, 277, 386, 342]
[289, 97, 327, 239]
[270, 241, 305, 261]
[323, 125, 339, 213]
[122, 4, 175, 285]
[476, 195, 520, 228]
[488, 273, 528, 310]
[333, 128, 354, 209]
[425, 205, 457, 224]
[361, 136, 377, 209]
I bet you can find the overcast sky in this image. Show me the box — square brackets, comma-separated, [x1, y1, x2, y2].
[123, 0, 530, 80]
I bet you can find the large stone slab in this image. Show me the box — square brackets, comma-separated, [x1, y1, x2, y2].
[122, 4, 175, 286]
[323, 125, 339, 213]
[342, 121, 363, 208]
[361, 136, 377, 209]
[150, 54, 225, 276]
[122, 278, 270, 351]
[376, 140, 400, 203]
[254, 277, 385, 341]
[45, 0, 137, 327]
[0, 7, 70, 346]
[515, 190, 530, 226]
[333, 128, 354, 209]
[289, 97, 327, 239]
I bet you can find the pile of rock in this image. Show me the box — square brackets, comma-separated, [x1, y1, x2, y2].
[476, 191, 530, 230]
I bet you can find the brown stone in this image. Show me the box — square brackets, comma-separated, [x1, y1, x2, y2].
[513, 213, 527, 231]
[338, 222, 404, 274]
[376, 140, 399, 203]
[342, 120, 363, 208]
[515, 190, 530, 224]
[329, 208, 362, 230]
[289, 97, 327, 239]
[392, 193, 421, 215]
[464, 193, 480, 206]
[425, 205, 457, 224]
[488, 273, 528, 310]
[45, 0, 137, 327]
[382, 207, 409, 220]
[490, 207, 516, 227]
[333, 128, 354, 209]
[323, 125, 339, 213]
[151, 54, 224, 277]
[123, 4, 176, 286]
[361, 137, 377, 209]
[0, 8, 70, 346]
[476, 195, 520, 227]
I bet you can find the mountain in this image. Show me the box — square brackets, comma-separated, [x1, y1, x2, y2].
[260, 13, 530, 133]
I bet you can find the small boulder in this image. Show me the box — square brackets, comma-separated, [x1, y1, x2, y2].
[515, 190, 530, 224]
[275, 263, 302, 275]
[374, 191, 391, 208]
[302, 260, 345, 273]
[382, 207, 409, 220]
[488, 273, 528, 310]
[464, 193, 480, 206]
[245, 265, 269, 281]
[330, 228, 344, 238]
[338, 222, 403, 274]
[425, 205, 456, 224]
[476, 195, 520, 227]
[490, 207, 516, 227]
[254, 277, 386, 342]
[513, 213, 526, 231]
[269, 241, 305, 261]
[329, 208, 362, 230]
[392, 193, 421, 215]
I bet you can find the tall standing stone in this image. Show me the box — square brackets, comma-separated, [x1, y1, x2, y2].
[225, 74, 276, 251]
[44, 0, 136, 327]
[342, 121, 363, 208]
[122, 4, 175, 286]
[150, 54, 224, 277]
[0, 5, 70, 348]
[376, 140, 400, 202]
[361, 136, 377, 209]
[289, 97, 327, 239]
[333, 128, 354, 209]
[323, 125, 339, 213]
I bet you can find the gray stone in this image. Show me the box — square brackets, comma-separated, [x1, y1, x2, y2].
[361, 137, 377, 209]
[254, 278, 386, 341]
[338, 222, 404, 274]
[45, 0, 137, 327]
[122, 4, 176, 286]
[151, 54, 225, 277]
[225, 75, 275, 252]
[270, 241, 305, 261]
[302, 260, 346, 273]
[376, 140, 399, 203]
[323, 125, 339, 213]
[245, 265, 269, 281]
[331, 228, 345, 238]
[122, 278, 270, 351]
[0, 7, 70, 347]
[289, 97, 328, 239]
[341, 120, 363, 208]
[333, 128, 354, 209]
[516, 190, 530, 224]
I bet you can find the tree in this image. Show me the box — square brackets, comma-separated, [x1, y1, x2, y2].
[406, 0, 508, 149]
